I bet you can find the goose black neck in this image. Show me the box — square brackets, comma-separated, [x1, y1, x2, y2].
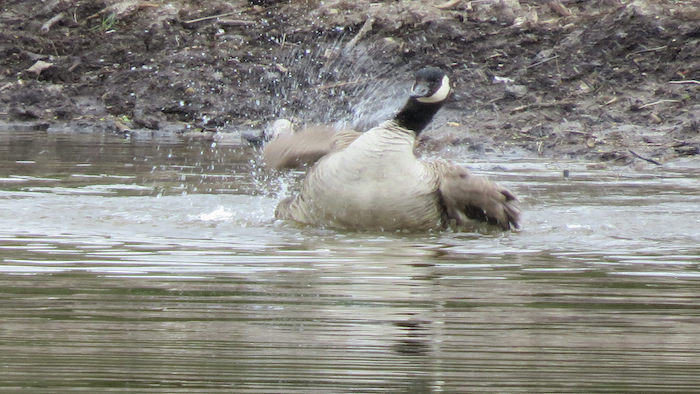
[393, 97, 443, 134]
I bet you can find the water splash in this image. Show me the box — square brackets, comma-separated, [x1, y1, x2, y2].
[246, 152, 301, 204]
[196, 206, 235, 222]
[264, 35, 410, 131]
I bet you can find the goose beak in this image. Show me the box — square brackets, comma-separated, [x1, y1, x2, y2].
[410, 82, 430, 98]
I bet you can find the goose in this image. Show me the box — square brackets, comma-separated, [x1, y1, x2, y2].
[274, 67, 520, 231]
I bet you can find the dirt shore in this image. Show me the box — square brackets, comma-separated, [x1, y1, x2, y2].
[1, 0, 698, 163]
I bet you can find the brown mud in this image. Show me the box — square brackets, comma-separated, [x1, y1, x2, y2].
[1, 0, 698, 164]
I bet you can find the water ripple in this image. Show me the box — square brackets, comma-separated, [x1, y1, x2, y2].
[1, 129, 699, 391]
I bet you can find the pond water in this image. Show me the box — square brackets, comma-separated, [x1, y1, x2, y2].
[1, 128, 698, 391]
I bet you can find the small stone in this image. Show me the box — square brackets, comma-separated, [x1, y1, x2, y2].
[504, 84, 528, 98]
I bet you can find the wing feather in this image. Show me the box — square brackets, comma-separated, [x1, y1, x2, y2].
[432, 161, 520, 230]
[263, 126, 361, 169]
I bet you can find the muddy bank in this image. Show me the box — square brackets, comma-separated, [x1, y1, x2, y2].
[0, 0, 698, 163]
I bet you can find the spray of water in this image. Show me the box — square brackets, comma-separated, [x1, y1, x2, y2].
[263, 34, 411, 131]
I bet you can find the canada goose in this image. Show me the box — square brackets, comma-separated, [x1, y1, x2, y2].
[275, 67, 520, 231]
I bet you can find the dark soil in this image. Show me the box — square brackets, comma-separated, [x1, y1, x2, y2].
[1, 0, 698, 163]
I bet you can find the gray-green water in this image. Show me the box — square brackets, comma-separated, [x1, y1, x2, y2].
[1, 129, 699, 391]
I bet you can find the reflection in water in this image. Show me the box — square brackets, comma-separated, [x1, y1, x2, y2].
[0, 129, 699, 391]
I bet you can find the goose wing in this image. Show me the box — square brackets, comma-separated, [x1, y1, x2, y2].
[432, 161, 520, 230]
[263, 126, 361, 169]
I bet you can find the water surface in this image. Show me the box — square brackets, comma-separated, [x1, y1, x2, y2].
[1, 129, 699, 391]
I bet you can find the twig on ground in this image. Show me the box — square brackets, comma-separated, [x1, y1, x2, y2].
[510, 101, 574, 114]
[633, 99, 681, 110]
[217, 19, 257, 27]
[628, 149, 661, 165]
[183, 11, 239, 24]
[669, 80, 700, 85]
[41, 12, 64, 33]
[526, 54, 559, 69]
[345, 16, 374, 51]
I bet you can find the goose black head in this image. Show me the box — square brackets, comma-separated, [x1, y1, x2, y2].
[410, 67, 451, 104]
[394, 67, 451, 133]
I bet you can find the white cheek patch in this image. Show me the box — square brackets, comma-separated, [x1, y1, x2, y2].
[417, 75, 450, 103]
